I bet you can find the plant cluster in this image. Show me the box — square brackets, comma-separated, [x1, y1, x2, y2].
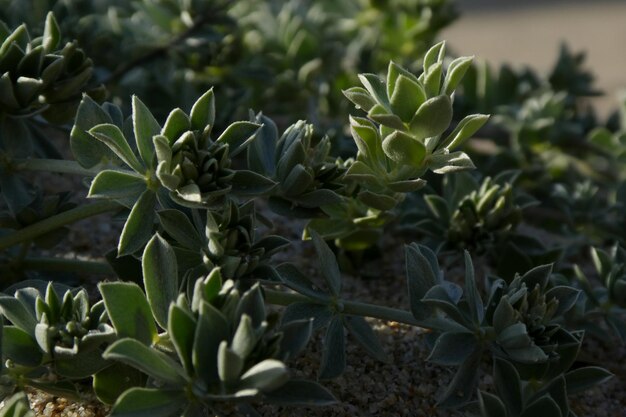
[0, 3, 625, 416]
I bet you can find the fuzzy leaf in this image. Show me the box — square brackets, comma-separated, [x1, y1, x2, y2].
[89, 124, 145, 173]
[143, 233, 178, 329]
[132, 96, 160, 169]
[99, 282, 157, 345]
[157, 210, 203, 250]
[88, 170, 146, 202]
[190, 88, 215, 131]
[409, 95, 452, 140]
[104, 339, 185, 385]
[444, 56, 474, 95]
[320, 316, 345, 379]
[565, 367, 613, 394]
[345, 315, 388, 363]
[309, 230, 341, 296]
[216, 122, 260, 156]
[382, 130, 426, 166]
[70, 96, 116, 168]
[118, 190, 156, 256]
[405, 244, 440, 320]
[440, 114, 489, 150]
[110, 388, 186, 417]
[427, 332, 477, 366]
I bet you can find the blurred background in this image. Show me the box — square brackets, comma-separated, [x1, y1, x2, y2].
[448, 0, 626, 115]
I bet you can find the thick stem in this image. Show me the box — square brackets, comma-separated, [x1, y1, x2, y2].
[263, 288, 420, 326]
[15, 158, 98, 177]
[20, 257, 114, 275]
[0, 200, 120, 251]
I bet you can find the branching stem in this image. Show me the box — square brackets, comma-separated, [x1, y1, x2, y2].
[263, 288, 420, 326]
[15, 158, 98, 177]
[0, 200, 120, 251]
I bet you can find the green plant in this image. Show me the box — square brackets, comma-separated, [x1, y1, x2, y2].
[0, 4, 624, 416]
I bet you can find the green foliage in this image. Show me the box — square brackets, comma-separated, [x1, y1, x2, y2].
[0, 282, 115, 397]
[404, 246, 607, 409]
[102, 268, 335, 415]
[0, 3, 624, 416]
[411, 171, 533, 252]
[572, 245, 626, 340]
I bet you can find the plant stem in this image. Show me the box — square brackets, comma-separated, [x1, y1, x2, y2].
[20, 257, 114, 275]
[263, 288, 420, 326]
[15, 158, 98, 177]
[0, 200, 120, 251]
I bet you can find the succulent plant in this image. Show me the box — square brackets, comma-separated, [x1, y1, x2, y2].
[80, 88, 275, 256]
[573, 245, 626, 340]
[0, 282, 115, 395]
[478, 358, 612, 417]
[99, 268, 335, 415]
[413, 171, 533, 251]
[0, 12, 103, 124]
[158, 201, 290, 281]
[405, 244, 585, 407]
[248, 114, 346, 218]
[0, 392, 34, 417]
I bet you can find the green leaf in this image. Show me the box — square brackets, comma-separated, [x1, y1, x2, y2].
[99, 282, 158, 345]
[444, 56, 474, 95]
[43, 12, 60, 52]
[277, 264, 328, 300]
[190, 88, 215, 131]
[239, 359, 289, 392]
[342, 87, 376, 112]
[520, 396, 562, 417]
[161, 108, 190, 143]
[279, 319, 313, 361]
[168, 304, 196, 374]
[118, 190, 157, 256]
[218, 341, 244, 384]
[281, 302, 333, 331]
[423, 41, 446, 74]
[193, 302, 228, 384]
[247, 113, 277, 177]
[104, 339, 185, 385]
[2, 326, 41, 366]
[478, 391, 507, 417]
[309, 230, 341, 296]
[0, 392, 34, 417]
[216, 121, 261, 156]
[440, 114, 489, 150]
[344, 315, 388, 363]
[94, 363, 146, 405]
[437, 347, 482, 407]
[70, 95, 116, 168]
[132, 96, 161, 169]
[427, 332, 477, 366]
[320, 316, 345, 379]
[429, 151, 475, 174]
[565, 367, 613, 394]
[381, 130, 426, 166]
[493, 358, 522, 415]
[89, 124, 145, 173]
[110, 388, 186, 417]
[157, 210, 203, 250]
[143, 233, 179, 330]
[409, 95, 452, 140]
[405, 244, 440, 320]
[0, 296, 37, 335]
[264, 379, 337, 406]
[358, 73, 389, 108]
[390, 75, 426, 122]
[463, 251, 484, 325]
[88, 170, 146, 202]
[231, 170, 276, 196]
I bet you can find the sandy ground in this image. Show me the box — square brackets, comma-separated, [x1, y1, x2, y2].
[444, 0, 626, 116]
